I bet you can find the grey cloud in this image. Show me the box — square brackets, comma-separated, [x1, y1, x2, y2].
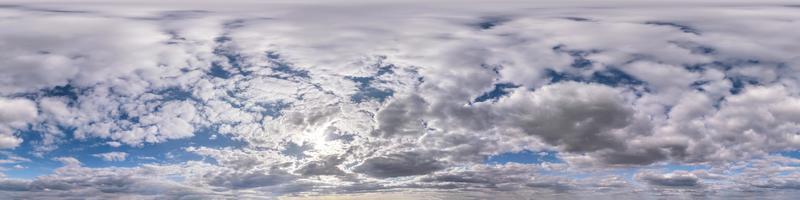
[205, 169, 297, 189]
[354, 151, 445, 178]
[637, 171, 700, 187]
[295, 155, 346, 176]
[753, 178, 800, 190]
[525, 180, 573, 192]
[0, 165, 222, 199]
[418, 132, 498, 163]
[373, 94, 428, 137]
[419, 164, 547, 188]
[596, 148, 669, 166]
[0, 179, 30, 191]
[385, 81, 645, 166]
[496, 82, 633, 153]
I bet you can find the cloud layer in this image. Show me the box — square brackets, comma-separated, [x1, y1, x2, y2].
[1, 1, 800, 199]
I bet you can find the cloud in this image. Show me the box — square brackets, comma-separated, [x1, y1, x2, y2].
[1, 1, 800, 199]
[752, 175, 800, 190]
[373, 94, 428, 137]
[495, 82, 633, 153]
[0, 98, 37, 149]
[53, 157, 81, 167]
[0, 151, 31, 165]
[354, 151, 446, 178]
[294, 155, 346, 176]
[0, 136, 22, 150]
[0, 98, 37, 125]
[636, 171, 701, 187]
[93, 152, 128, 162]
[0, 162, 228, 199]
[205, 168, 297, 189]
[420, 163, 555, 187]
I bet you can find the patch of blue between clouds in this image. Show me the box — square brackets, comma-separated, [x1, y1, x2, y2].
[347, 64, 395, 103]
[473, 83, 519, 103]
[209, 63, 232, 79]
[546, 68, 645, 87]
[562, 17, 591, 22]
[485, 150, 562, 165]
[776, 150, 800, 159]
[266, 51, 310, 79]
[728, 76, 760, 95]
[590, 68, 645, 86]
[221, 90, 290, 120]
[6, 127, 246, 179]
[11, 84, 83, 107]
[474, 16, 510, 30]
[208, 36, 251, 79]
[215, 50, 243, 69]
[552, 45, 598, 68]
[690, 80, 710, 92]
[644, 21, 701, 35]
[545, 45, 647, 88]
[152, 87, 196, 102]
[685, 59, 769, 95]
[41, 84, 81, 104]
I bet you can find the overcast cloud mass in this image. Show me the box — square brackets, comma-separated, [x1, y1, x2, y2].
[1, 0, 800, 199]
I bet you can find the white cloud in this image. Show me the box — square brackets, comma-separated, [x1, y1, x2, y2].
[0, 136, 22, 150]
[0, 98, 37, 149]
[0, 98, 37, 125]
[53, 157, 81, 167]
[93, 152, 128, 162]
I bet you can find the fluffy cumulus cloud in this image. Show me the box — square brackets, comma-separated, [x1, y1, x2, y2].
[0, 0, 800, 199]
[0, 98, 37, 149]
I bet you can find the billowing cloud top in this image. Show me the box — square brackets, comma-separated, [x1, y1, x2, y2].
[1, 0, 800, 199]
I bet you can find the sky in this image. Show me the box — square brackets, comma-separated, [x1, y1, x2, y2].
[1, 0, 800, 199]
